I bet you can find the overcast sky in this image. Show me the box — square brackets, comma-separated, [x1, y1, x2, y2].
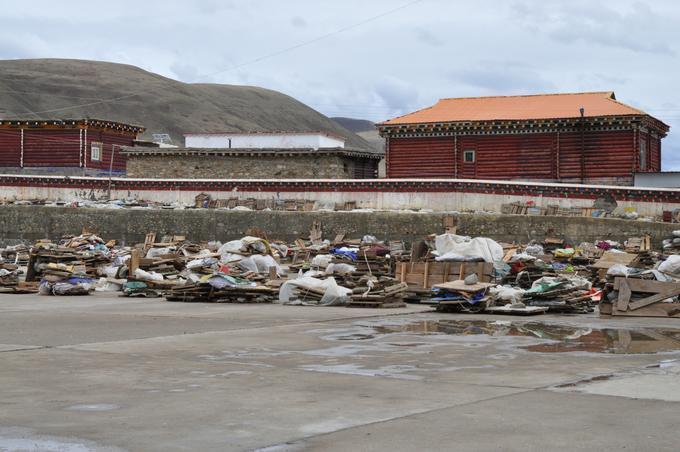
[2, 0, 680, 169]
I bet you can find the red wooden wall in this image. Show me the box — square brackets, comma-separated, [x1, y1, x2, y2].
[85, 130, 135, 171]
[0, 129, 21, 166]
[0, 127, 136, 170]
[23, 129, 81, 167]
[387, 129, 642, 181]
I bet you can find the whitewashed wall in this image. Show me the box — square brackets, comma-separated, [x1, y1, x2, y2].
[184, 133, 345, 149]
[2, 184, 678, 216]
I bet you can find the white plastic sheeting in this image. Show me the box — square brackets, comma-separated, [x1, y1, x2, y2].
[659, 255, 680, 275]
[434, 234, 503, 263]
[279, 277, 351, 305]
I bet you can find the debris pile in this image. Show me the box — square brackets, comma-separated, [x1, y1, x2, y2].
[0, 224, 678, 319]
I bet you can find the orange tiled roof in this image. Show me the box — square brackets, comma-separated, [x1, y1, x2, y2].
[380, 92, 648, 125]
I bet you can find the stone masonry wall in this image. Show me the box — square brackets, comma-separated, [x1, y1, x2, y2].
[125, 154, 352, 179]
[0, 206, 677, 247]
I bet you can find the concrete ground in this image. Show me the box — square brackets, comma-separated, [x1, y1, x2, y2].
[0, 293, 679, 451]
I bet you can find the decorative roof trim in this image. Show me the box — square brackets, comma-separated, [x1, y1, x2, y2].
[120, 146, 383, 159]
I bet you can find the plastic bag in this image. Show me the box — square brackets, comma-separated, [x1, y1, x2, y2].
[219, 240, 246, 255]
[434, 237, 503, 263]
[659, 255, 680, 275]
[325, 263, 356, 275]
[607, 264, 631, 277]
[238, 255, 282, 275]
[489, 285, 525, 304]
[525, 244, 544, 256]
[279, 276, 351, 305]
[134, 268, 164, 281]
[311, 254, 333, 268]
[146, 247, 175, 259]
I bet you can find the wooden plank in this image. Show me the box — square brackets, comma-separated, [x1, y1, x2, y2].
[591, 251, 637, 269]
[629, 287, 680, 311]
[129, 249, 140, 275]
[616, 278, 631, 312]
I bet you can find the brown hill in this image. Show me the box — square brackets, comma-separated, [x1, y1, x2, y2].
[0, 59, 376, 152]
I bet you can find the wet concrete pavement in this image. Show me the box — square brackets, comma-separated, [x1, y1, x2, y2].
[1, 293, 679, 451]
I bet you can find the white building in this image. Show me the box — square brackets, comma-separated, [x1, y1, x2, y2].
[184, 131, 346, 150]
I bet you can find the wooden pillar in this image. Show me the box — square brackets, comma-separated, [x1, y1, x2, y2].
[555, 130, 560, 180]
[453, 133, 458, 178]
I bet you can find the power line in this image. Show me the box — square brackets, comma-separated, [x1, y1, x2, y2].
[10, 0, 424, 117]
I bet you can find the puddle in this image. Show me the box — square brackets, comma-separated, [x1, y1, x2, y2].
[65, 403, 120, 412]
[0, 427, 124, 452]
[339, 320, 680, 355]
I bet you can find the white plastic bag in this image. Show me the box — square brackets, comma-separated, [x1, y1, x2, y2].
[146, 247, 175, 259]
[607, 264, 631, 277]
[489, 285, 526, 304]
[134, 268, 164, 281]
[311, 254, 333, 268]
[525, 244, 544, 256]
[435, 237, 503, 263]
[659, 255, 680, 275]
[325, 263, 356, 275]
[279, 276, 351, 305]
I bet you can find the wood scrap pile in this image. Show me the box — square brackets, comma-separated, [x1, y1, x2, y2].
[347, 277, 407, 308]
[430, 279, 495, 313]
[165, 278, 277, 303]
[600, 277, 680, 318]
[522, 276, 595, 313]
[662, 230, 680, 254]
[0, 261, 37, 293]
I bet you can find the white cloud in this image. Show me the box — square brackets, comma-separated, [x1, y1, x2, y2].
[0, 0, 678, 168]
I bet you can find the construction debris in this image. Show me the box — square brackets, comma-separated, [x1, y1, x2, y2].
[0, 223, 677, 320]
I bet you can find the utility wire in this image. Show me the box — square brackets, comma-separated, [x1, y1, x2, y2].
[11, 0, 424, 117]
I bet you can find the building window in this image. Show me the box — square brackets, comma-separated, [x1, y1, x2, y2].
[639, 139, 647, 171]
[463, 150, 475, 163]
[91, 142, 102, 161]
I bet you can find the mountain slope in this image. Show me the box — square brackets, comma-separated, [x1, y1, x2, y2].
[331, 117, 376, 133]
[0, 59, 375, 151]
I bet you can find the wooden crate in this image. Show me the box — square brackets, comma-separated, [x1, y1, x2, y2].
[396, 261, 494, 289]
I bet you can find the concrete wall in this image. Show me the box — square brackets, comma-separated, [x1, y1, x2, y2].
[126, 154, 352, 179]
[0, 206, 676, 247]
[184, 133, 345, 149]
[635, 173, 680, 188]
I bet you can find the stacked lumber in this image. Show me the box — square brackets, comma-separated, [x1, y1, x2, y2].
[165, 284, 277, 303]
[0, 262, 37, 293]
[26, 245, 108, 282]
[523, 277, 594, 314]
[348, 277, 407, 308]
[624, 235, 651, 253]
[164, 274, 277, 303]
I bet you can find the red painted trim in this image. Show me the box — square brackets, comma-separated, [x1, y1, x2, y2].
[0, 176, 678, 204]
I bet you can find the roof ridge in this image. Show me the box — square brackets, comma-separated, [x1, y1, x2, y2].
[438, 91, 614, 102]
[604, 96, 646, 115]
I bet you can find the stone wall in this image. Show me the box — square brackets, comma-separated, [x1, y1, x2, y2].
[0, 206, 676, 247]
[125, 154, 353, 179]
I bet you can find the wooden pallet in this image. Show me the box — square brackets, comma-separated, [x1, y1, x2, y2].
[397, 261, 494, 290]
[601, 277, 680, 318]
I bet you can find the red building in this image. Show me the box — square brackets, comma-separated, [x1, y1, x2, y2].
[378, 92, 669, 185]
[0, 119, 145, 174]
